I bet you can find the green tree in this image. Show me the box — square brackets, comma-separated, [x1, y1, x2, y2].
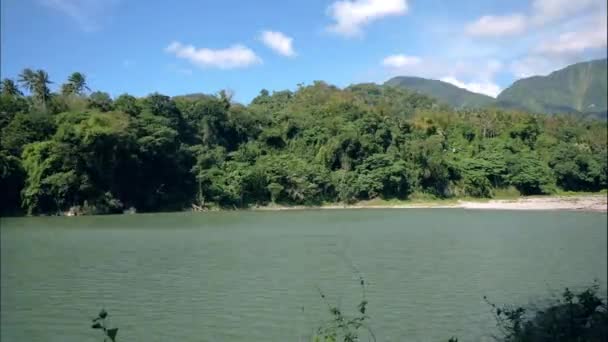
[114, 94, 141, 116]
[19, 69, 52, 108]
[267, 182, 283, 204]
[1, 112, 56, 156]
[1, 70, 607, 215]
[129, 112, 194, 211]
[509, 117, 541, 148]
[550, 143, 604, 191]
[88, 92, 114, 112]
[354, 153, 418, 199]
[1, 79, 23, 97]
[21, 141, 80, 214]
[485, 282, 607, 342]
[177, 94, 240, 148]
[457, 158, 495, 198]
[0, 151, 25, 214]
[0, 94, 29, 130]
[412, 135, 454, 197]
[65, 72, 90, 95]
[507, 152, 555, 195]
[17, 68, 36, 94]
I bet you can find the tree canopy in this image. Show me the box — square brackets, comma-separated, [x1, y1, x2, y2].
[1, 69, 606, 215]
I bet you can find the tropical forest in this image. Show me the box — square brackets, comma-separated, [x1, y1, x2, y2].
[1, 64, 606, 216]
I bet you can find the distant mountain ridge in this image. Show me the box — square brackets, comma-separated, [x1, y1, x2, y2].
[384, 76, 496, 109]
[384, 58, 608, 119]
[496, 58, 607, 118]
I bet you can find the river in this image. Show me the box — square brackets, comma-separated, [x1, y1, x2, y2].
[1, 209, 606, 341]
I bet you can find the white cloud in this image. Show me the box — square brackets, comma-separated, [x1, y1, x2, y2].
[381, 55, 504, 97]
[260, 30, 296, 57]
[536, 15, 607, 55]
[440, 77, 502, 98]
[531, 0, 599, 24]
[539, 30, 607, 55]
[509, 57, 565, 78]
[382, 54, 421, 68]
[382, 56, 503, 81]
[327, 0, 408, 37]
[42, 0, 120, 32]
[465, 14, 527, 37]
[461, 0, 606, 84]
[465, 0, 605, 38]
[510, 13, 607, 78]
[165, 41, 262, 69]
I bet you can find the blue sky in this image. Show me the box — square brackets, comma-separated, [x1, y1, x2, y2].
[1, 0, 606, 103]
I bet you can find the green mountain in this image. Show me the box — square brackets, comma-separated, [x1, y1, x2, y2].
[384, 76, 496, 108]
[384, 59, 608, 119]
[496, 58, 607, 118]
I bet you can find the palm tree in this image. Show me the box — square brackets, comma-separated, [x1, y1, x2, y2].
[19, 69, 52, 108]
[63, 72, 90, 96]
[18, 68, 36, 94]
[33, 70, 52, 106]
[0, 78, 22, 96]
[61, 83, 75, 96]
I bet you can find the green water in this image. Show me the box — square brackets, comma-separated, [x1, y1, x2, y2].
[1, 209, 606, 341]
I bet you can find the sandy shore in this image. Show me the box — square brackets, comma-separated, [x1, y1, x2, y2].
[458, 195, 607, 212]
[253, 195, 607, 212]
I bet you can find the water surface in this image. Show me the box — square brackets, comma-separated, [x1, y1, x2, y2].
[1, 209, 606, 341]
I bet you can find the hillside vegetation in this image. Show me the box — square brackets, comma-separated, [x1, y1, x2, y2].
[385, 59, 608, 119]
[497, 58, 607, 118]
[1, 71, 606, 215]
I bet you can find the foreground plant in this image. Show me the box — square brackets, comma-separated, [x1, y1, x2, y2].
[484, 281, 608, 341]
[91, 309, 119, 342]
[314, 275, 376, 342]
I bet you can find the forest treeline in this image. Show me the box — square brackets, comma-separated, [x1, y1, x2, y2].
[1, 70, 606, 215]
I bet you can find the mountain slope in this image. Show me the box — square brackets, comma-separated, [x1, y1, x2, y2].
[384, 76, 496, 108]
[496, 59, 607, 117]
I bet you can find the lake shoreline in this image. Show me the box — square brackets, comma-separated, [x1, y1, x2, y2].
[251, 195, 607, 212]
[3, 194, 605, 218]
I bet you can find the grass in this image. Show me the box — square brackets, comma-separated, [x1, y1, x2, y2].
[321, 196, 462, 208]
[553, 188, 608, 197]
[492, 186, 521, 199]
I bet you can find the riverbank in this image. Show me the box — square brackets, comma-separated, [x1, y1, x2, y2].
[3, 194, 605, 218]
[252, 194, 607, 212]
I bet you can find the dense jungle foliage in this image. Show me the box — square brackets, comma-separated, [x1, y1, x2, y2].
[1, 71, 606, 215]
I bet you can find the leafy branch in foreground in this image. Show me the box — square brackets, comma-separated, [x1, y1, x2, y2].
[484, 281, 608, 341]
[314, 275, 376, 342]
[90, 309, 119, 342]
